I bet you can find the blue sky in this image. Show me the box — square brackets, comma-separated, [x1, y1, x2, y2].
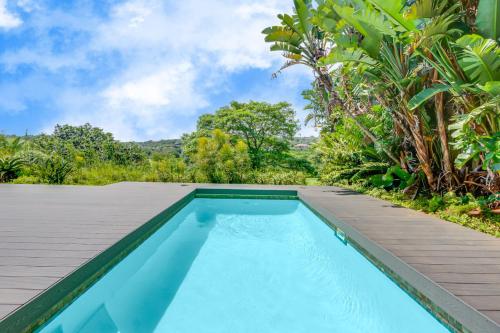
[0, 0, 314, 141]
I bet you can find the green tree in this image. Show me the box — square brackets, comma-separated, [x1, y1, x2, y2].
[209, 101, 299, 168]
[190, 129, 251, 183]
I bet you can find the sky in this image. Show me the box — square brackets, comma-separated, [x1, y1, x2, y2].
[0, 0, 315, 141]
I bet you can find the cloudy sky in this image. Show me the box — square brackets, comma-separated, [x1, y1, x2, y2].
[0, 0, 314, 141]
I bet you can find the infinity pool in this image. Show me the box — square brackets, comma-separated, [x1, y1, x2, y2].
[38, 198, 449, 333]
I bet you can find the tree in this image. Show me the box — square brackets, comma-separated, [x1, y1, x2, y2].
[208, 101, 299, 168]
[48, 123, 146, 165]
[190, 129, 251, 183]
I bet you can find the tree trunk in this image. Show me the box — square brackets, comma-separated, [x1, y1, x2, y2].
[433, 70, 455, 189]
[406, 111, 437, 191]
[435, 90, 455, 189]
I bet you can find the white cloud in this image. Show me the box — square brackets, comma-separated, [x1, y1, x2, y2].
[103, 63, 200, 109]
[1, 0, 317, 140]
[0, 0, 21, 29]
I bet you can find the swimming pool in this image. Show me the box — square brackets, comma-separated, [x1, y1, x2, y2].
[37, 198, 449, 333]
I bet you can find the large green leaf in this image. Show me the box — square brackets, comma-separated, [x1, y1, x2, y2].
[479, 81, 500, 96]
[456, 34, 500, 84]
[332, 4, 382, 57]
[294, 0, 312, 34]
[264, 28, 303, 47]
[476, 0, 500, 41]
[408, 84, 451, 110]
[270, 42, 302, 55]
[365, 0, 416, 31]
[319, 47, 377, 66]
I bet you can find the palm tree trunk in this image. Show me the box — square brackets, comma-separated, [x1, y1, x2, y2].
[432, 70, 455, 189]
[406, 111, 437, 191]
[435, 90, 455, 189]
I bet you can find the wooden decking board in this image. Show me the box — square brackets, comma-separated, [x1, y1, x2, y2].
[425, 273, 500, 284]
[0, 289, 43, 305]
[399, 256, 500, 265]
[0, 277, 60, 290]
[460, 296, 500, 310]
[0, 266, 73, 278]
[411, 264, 500, 274]
[439, 283, 500, 296]
[389, 250, 500, 258]
[0, 183, 499, 332]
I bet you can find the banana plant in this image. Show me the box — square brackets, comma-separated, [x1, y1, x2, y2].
[262, 0, 331, 86]
[476, 0, 500, 42]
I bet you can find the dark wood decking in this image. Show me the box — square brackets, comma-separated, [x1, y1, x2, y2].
[0, 183, 499, 332]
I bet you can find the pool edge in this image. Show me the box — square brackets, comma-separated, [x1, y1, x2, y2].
[299, 193, 500, 333]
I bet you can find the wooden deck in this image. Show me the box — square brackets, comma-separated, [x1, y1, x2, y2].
[0, 183, 499, 332]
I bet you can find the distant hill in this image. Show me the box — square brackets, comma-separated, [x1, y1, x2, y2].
[4, 133, 315, 156]
[133, 139, 182, 156]
[131, 136, 317, 156]
[291, 136, 317, 151]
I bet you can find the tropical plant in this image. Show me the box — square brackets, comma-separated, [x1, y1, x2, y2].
[266, 0, 500, 194]
[0, 156, 24, 182]
[189, 129, 252, 183]
[36, 155, 74, 184]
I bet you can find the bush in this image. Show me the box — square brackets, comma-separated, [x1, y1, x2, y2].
[0, 156, 24, 182]
[66, 164, 152, 185]
[152, 158, 189, 183]
[189, 130, 252, 184]
[11, 175, 41, 184]
[251, 169, 307, 185]
[428, 195, 445, 213]
[36, 155, 73, 184]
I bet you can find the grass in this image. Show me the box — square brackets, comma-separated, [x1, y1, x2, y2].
[332, 181, 500, 238]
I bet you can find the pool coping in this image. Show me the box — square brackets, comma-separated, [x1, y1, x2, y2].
[0, 187, 498, 333]
[298, 194, 499, 333]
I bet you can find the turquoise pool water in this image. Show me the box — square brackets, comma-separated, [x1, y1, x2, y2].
[38, 198, 449, 333]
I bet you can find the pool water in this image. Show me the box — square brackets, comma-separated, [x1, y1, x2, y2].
[38, 199, 449, 333]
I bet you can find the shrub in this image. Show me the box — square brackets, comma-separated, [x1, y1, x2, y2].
[0, 156, 25, 182]
[36, 155, 73, 184]
[66, 164, 151, 185]
[251, 169, 307, 185]
[152, 158, 189, 183]
[11, 175, 41, 184]
[189, 129, 252, 184]
[428, 196, 445, 213]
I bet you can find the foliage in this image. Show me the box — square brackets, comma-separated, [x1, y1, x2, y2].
[151, 158, 189, 183]
[251, 169, 307, 185]
[0, 156, 24, 182]
[37, 123, 147, 166]
[369, 166, 417, 190]
[67, 164, 154, 185]
[264, 0, 500, 194]
[35, 155, 73, 184]
[196, 101, 299, 168]
[189, 129, 252, 184]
